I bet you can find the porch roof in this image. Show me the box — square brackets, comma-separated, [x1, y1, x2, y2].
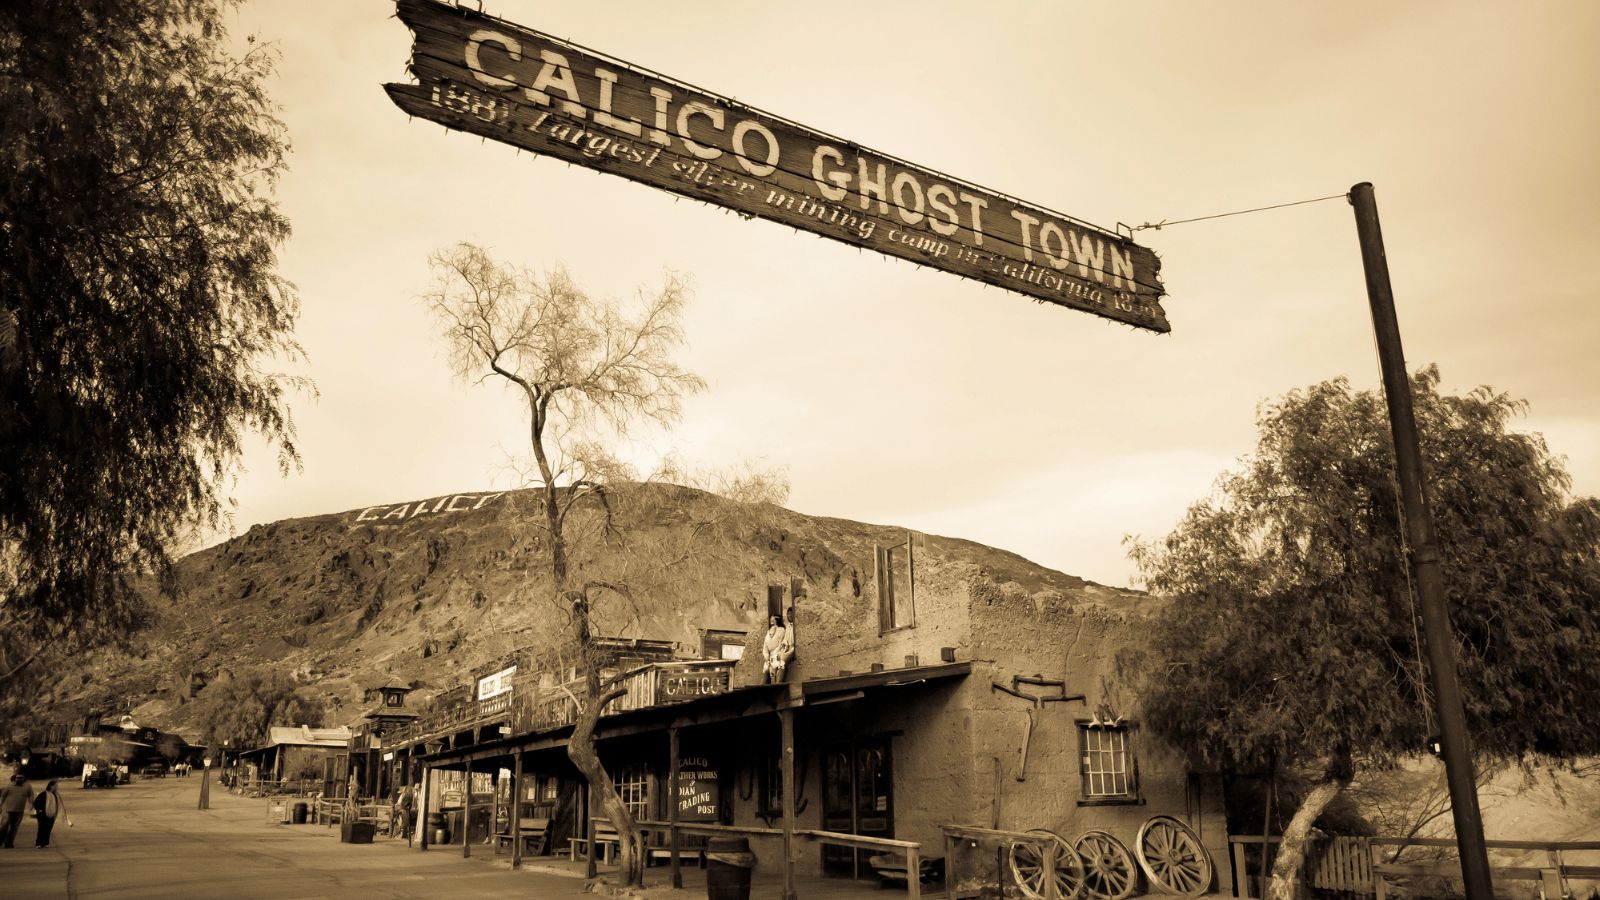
[419, 660, 971, 768]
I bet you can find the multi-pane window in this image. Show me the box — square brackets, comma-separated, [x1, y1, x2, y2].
[614, 763, 650, 820]
[1078, 724, 1138, 801]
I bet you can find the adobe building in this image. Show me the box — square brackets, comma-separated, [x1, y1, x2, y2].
[385, 534, 1228, 895]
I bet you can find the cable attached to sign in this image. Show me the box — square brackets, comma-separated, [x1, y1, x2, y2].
[1128, 193, 1348, 232]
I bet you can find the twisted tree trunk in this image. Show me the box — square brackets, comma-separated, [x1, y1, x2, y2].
[1266, 754, 1353, 900]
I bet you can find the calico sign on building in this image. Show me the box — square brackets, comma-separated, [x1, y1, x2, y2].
[386, 0, 1169, 332]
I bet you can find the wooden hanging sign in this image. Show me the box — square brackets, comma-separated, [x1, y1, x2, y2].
[386, 0, 1169, 332]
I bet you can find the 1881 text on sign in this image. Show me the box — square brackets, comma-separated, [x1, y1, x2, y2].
[386, 0, 1169, 332]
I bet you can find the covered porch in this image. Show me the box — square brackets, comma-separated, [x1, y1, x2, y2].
[404, 661, 974, 898]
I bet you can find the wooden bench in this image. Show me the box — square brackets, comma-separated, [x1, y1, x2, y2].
[569, 819, 621, 865]
[496, 817, 551, 856]
[646, 834, 709, 868]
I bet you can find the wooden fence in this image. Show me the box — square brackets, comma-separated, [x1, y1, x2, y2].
[1230, 834, 1600, 898]
[1229, 835, 1371, 897]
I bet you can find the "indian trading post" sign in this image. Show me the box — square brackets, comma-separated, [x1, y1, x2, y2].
[386, 0, 1169, 332]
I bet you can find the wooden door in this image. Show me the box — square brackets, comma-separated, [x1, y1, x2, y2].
[820, 737, 894, 878]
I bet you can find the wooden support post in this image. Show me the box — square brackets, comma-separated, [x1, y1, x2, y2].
[512, 751, 524, 869]
[907, 844, 922, 900]
[781, 707, 798, 900]
[586, 783, 598, 879]
[945, 832, 959, 900]
[1351, 181, 1492, 900]
[669, 727, 682, 889]
[419, 764, 431, 851]
[464, 758, 473, 859]
[1042, 836, 1057, 900]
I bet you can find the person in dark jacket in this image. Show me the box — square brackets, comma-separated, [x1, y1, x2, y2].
[0, 773, 33, 848]
[32, 779, 65, 848]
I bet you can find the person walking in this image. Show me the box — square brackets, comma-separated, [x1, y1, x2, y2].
[0, 773, 33, 848]
[32, 779, 66, 848]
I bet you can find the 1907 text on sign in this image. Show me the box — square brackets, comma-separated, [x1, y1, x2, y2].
[386, 0, 1169, 332]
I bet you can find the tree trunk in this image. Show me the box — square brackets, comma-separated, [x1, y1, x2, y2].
[1265, 773, 1350, 900]
[568, 678, 643, 885]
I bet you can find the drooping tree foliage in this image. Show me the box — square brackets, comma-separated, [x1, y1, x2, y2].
[1125, 368, 1600, 898]
[0, 0, 303, 681]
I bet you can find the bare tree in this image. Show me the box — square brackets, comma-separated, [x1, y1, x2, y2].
[423, 242, 704, 886]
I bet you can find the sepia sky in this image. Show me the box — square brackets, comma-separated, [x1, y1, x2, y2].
[216, 0, 1600, 588]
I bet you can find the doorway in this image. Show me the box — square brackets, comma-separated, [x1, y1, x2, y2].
[821, 736, 894, 878]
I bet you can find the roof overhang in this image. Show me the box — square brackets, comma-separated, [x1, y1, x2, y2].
[416, 661, 971, 768]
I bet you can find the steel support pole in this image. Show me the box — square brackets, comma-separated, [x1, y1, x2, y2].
[1350, 181, 1492, 900]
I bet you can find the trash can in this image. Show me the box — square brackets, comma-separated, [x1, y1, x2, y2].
[705, 837, 757, 900]
[291, 802, 309, 824]
[427, 812, 448, 845]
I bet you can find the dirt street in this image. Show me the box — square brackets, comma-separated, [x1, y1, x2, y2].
[0, 775, 593, 899]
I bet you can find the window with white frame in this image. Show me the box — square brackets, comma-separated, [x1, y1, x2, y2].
[1078, 723, 1139, 802]
[613, 763, 650, 820]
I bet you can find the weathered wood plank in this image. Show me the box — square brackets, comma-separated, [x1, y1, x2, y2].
[387, 0, 1170, 333]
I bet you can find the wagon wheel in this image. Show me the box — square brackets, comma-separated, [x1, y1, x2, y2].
[1007, 829, 1086, 900]
[1074, 830, 1139, 900]
[1135, 816, 1212, 897]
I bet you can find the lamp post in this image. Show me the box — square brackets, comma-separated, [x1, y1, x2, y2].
[198, 756, 212, 810]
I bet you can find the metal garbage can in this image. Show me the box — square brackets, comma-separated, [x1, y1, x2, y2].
[427, 812, 448, 845]
[291, 801, 309, 824]
[705, 837, 757, 900]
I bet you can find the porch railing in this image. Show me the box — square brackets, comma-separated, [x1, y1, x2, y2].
[637, 819, 926, 900]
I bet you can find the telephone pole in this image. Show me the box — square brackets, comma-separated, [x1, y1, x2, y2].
[1349, 182, 1492, 900]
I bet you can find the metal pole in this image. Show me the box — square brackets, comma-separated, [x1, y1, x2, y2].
[1349, 181, 1492, 900]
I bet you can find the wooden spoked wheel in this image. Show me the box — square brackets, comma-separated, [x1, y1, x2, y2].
[1135, 816, 1212, 897]
[1074, 830, 1139, 900]
[1007, 829, 1086, 900]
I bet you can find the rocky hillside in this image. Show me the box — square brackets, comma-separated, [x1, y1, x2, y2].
[51, 483, 1145, 738]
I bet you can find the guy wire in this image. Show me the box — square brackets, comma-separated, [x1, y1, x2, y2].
[1132, 193, 1348, 231]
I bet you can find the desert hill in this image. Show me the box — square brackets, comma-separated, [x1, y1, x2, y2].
[51, 483, 1145, 738]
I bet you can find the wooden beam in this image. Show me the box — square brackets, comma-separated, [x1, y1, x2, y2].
[512, 751, 523, 869]
[668, 727, 682, 889]
[585, 783, 597, 879]
[463, 757, 473, 858]
[781, 707, 797, 900]
[419, 764, 431, 851]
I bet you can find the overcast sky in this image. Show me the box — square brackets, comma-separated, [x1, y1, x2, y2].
[215, 0, 1600, 588]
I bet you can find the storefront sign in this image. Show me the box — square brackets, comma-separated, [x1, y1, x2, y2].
[478, 664, 518, 700]
[660, 669, 729, 701]
[386, 0, 1169, 333]
[675, 757, 719, 821]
